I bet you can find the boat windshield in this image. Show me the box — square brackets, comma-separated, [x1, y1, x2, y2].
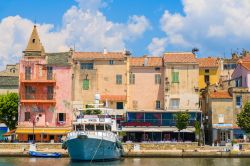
[74, 124, 112, 131]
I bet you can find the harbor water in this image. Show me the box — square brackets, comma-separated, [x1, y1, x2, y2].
[1, 157, 250, 166]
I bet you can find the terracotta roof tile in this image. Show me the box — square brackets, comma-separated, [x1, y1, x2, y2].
[73, 52, 126, 60]
[241, 55, 250, 62]
[209, 91, 232, 99]
[130, 57, 162, 67]
[240, 62, 250, 70]
[198, 57, 219, 68]
[100, 95, 126, 101]
[163, 52, 197, 63]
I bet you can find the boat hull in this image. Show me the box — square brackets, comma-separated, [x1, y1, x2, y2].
[67, 137, 122, 161]
[29, 151, 61, 158]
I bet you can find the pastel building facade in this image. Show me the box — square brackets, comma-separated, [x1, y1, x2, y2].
[72, 51, 130, 114]
[0, 63, 19, 94]
[163, 52, 200, 111]
[198, 57, 220, 89]
[128, 56, 164, 110]
[16, 26, 72, 142]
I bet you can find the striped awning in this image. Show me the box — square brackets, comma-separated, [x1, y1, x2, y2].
[16, 127, 71, 135]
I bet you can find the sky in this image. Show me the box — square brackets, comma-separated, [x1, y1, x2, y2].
[0, 0, 250, 69]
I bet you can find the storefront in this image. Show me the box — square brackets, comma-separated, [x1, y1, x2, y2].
[16, 127, 71, 142]
[212, 123, 233, 146]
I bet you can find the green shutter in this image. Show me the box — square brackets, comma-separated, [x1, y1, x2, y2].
[172, 72, 179, 83]
[83, 79, 89, 90]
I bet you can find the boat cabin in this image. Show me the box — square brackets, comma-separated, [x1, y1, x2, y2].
[73, 115, 112, 132]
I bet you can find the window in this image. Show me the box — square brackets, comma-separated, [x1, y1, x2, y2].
[25, 66, 31, 80]
[155, 67, 160, 71]
[129, 73, 135, 84]
[236, 96, 242, 108]
[80, 63, 93, 70]
[156, 100, 161, 109]
[109, 60, 114, 65]
[116, 75, 122, 84]
[25, 86, 35, 99]
[204, 75, 210, 83]
[172, 71, 179, 83]
[235, 78, 242, 87]
[32, 39, 35, 43]
[116, 102, 124, 109]
[132, 100, 138, 109]
[58, 113, 66, 122]
[205, 69, 209, 73]
[47, 66, 53, 80]
[25, 112, 30, 121]
[155, 74, 161, 84]
[83, 79, 89, 90]
[170, 99, 180, 109]
[47, 86, 54, 99]
[218, 114, 224, 123]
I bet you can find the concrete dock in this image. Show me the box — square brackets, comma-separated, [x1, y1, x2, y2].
[1, 142, 250, 158]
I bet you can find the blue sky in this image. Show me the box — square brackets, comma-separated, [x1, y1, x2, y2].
[0, 0, 250, 69]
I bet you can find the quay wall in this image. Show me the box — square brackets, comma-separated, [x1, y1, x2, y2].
[1, 142, 250, 157]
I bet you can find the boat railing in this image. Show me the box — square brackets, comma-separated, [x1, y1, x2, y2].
[68, 130, 116, 140]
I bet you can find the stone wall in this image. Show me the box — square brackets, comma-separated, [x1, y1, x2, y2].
[123, 142, 199, 152]
[0, 143, 62, 150]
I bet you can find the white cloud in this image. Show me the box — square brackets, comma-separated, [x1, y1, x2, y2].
[147, 37, 167, 56]
[0, 0, 150, 69]
[148, 0, 250, 56]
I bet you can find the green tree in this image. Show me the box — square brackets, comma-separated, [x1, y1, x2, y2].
[237, 102, 250, 137]
[0, 93, 18, 129]
[85, 105, 102, 115]
[194, 121, 201, 144]
[175, 111, 190, 141]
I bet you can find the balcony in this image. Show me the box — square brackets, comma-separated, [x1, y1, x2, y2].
[20, 93, 56, 103]
[20, 73, 56, 83]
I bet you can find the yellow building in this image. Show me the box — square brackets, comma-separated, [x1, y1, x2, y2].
[198, 57, 220, 89]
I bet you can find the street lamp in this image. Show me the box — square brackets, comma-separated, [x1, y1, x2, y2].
[32, 116, 39, 144]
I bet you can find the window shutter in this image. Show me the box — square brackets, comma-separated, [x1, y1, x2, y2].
[172, 72, 179, 83]
[83, 79, 89, 90]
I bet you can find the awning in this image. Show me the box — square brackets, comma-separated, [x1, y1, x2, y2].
[16, 128, 71, 135]
[122, 127, 195, 132]
[3, 129, 16, 136]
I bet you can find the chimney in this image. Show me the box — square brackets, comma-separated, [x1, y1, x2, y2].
[103, 48, 108, 54]
[143, 56, 148, 66]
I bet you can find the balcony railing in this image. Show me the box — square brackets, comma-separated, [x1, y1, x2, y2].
[20, 73, 56, 83]
[21, 93, 55, 101]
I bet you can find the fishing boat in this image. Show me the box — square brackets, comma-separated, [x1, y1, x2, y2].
[29, 143, 61, 158]
[65, 114, 123, 161]
[29, 151, 61, 158]
[64, 94, 124, 161]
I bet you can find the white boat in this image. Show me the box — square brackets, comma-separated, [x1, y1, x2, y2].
[64, 95, 124, 161]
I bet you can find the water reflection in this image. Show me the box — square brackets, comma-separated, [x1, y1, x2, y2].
[1, 157, 250, 166]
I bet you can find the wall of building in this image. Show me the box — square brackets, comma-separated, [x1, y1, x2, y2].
[164, 64, 199, 110]
[129, 67, 164, 110]
[210, 99, 233, 125]
[72, 59, 128, 109]
[199, 68, 220, 89]
[232, 65, 250, 90]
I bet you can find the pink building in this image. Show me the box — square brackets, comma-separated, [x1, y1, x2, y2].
[232, 55, 250, 91]
[16, 26, 72, 142]
[128, 56, 164, 110]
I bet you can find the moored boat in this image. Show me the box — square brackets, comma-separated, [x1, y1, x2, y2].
[29, 151, 61, 158]
[65, 114, 124, 161]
